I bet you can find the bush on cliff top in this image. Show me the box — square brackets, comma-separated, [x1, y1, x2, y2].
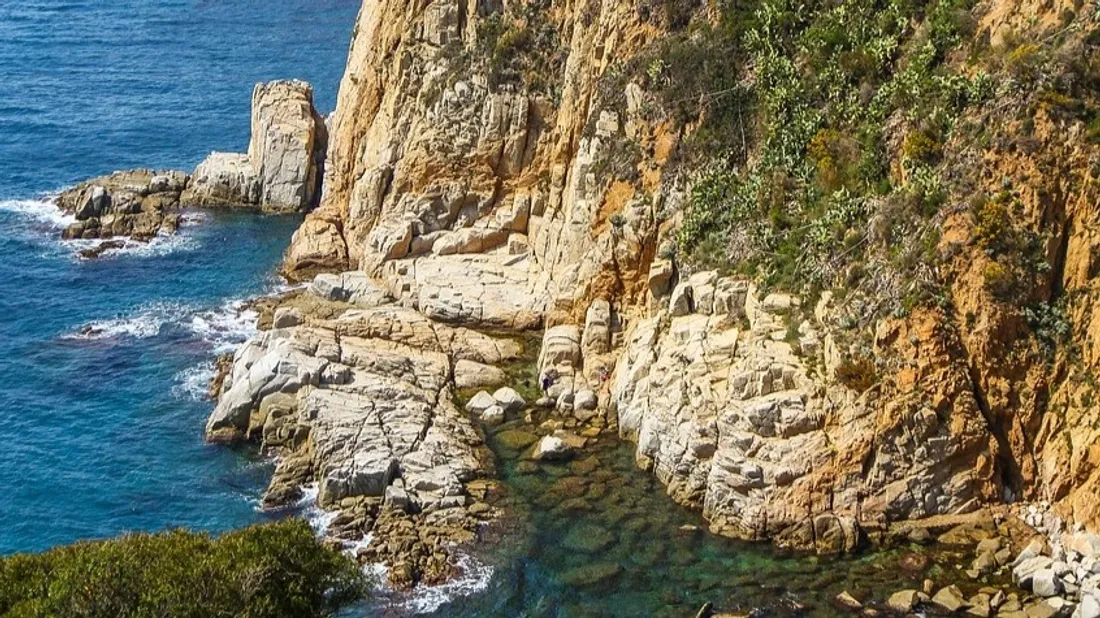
[0, 519, 367, 618]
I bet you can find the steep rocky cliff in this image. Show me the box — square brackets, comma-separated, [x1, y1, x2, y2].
[266, 0, 1100, 558]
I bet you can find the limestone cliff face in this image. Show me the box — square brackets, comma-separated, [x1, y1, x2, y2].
[283, 0, 663, 317]
[278, 0, 1100, 550]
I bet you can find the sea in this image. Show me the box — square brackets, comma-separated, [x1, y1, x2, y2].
[0, 0, 359, 554]
[0, 2, 976, 617]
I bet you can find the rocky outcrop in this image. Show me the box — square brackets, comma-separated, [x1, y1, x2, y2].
[57, 169, 189, 241]
[57, 80, 327, 244]
[266, 0, 1021, 556]
[189, 0, 1100, 571]
[206, 274, 521, 586]
[183, 80, 327, 211]
[609, 273, 1001, 551]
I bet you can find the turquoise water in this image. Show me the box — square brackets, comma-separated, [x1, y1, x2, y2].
[0, 0, 360, 554]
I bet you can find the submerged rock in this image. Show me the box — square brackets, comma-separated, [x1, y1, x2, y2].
[496, 429, 539, 451]
[77, 239, 127, 259]
[562, 523, 616, 553]
[558, 562, 623, 587]
[533, 435, 573, 461]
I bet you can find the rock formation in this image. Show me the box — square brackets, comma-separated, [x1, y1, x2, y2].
[206, 279, 518, 585]
[57, 80, 327, 244]
[57, 169, 188, 241]
[184, 80, 327, 211]
[208, 0, 1100, 579]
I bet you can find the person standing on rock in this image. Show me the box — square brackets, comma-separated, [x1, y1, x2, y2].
[540, 370, 556, 395]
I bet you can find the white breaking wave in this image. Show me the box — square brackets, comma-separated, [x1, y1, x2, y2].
[189, 299, 259, 354]
[288, 484, 495, 615]
[64, 232, 201, 260]
[393, 553, 495, 615]
[0, 194, 203, 260]
[172, 362, 216, 402]
[62, 301, 185, 341]
[65, 296, 260, 350]
[0, 197, 74, 229]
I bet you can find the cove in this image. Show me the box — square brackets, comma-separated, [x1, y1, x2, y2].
[349, 351, 1006, 617]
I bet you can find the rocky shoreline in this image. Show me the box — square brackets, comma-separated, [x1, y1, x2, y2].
[204, 263, 1100, 616]
[43, 0, 1100, 610]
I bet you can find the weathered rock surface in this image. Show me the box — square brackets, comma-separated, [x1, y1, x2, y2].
[206, 289, 522, 586]
[184, 80, 327, 211]
[217, 0, 1100, 573]
[57, 80, 327, 244]
[57, 169, 188, 240]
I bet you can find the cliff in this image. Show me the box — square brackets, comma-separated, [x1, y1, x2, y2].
[252, 0, 1100, 565]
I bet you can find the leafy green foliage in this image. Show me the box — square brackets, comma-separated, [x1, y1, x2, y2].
[0, 520, 367, 618]
[658, 0, 988, 294]
[478, 2, 566, 95]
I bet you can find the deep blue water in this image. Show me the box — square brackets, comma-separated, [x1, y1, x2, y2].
[0, 0, 360, 554]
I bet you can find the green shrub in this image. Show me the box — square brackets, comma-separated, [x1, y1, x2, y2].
[971, 194, 1011, 250]
[982, 261, 1017, 300]
[0, 520, 367, 618]
[478, 5, 565, 94]
[663, 0, 983, 303]
[1088, 115, 1100, 144]
[835, 355, 878, 392]
[901, 129, 942, 165]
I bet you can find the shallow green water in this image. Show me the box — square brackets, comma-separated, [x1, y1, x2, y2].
[413, 414, 996, 618]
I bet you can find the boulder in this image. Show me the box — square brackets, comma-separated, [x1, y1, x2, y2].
[480, 405, 505, 426]
[967, 593, 992, 618]
[887, 590, 923, 613]
[574, 389, 598, 411]
[1016, 556, 1055, 588]
[1015, 538, 1047, 566]
[1066, 533, 1100, 558]
[184, 153, 260, 206]
[669, 281, 693, 316]
[932, 585, 967, 613]
[492, 387, 526, 412]
[453, 360, 506, 389]
[465, 391, 498, 414]
[835, 591, 862, 609]
[532, 435, 573, 461]
[1078, 593, 1100, 618]
[1031, 569, 1062, 598]
[273, 307, 303, 328]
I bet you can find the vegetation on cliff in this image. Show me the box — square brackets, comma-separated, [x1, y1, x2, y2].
[598, 0, 1097, 327]
[0, 519, 367, 618]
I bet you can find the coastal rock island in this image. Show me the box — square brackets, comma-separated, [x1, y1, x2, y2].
[56, 79, 326, 244]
